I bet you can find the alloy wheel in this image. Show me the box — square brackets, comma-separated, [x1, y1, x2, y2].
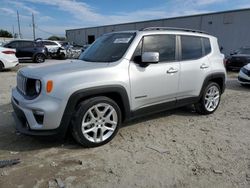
[204, 85, 220, 112]
[81, 103, 118, 143]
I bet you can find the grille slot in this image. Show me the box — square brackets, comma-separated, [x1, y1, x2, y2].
[17, 72, 27, 95]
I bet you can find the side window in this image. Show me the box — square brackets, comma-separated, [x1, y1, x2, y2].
[20, 41, 34, 48]
[44, 41, 56, 45]
[143, 35, 176, 62]
[203, 38, 211, 55]
[6, 42, 18, 48]
[181, 36, 202, 60]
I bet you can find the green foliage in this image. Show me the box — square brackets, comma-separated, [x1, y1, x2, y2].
[0, 29, 13, 38]
[47, 35, 66, 41]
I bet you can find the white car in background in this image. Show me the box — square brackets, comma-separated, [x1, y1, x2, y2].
[0, 47, 18, 71]
[41, 40, 66, 59]
[238, 63, 250, 86]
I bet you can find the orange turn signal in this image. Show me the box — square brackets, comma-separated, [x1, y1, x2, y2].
[46, 80, 53, 93]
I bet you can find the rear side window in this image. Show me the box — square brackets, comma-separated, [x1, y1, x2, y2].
[44, 41, 57, 45]
[181, 36, 202, 60]
[143, 35, 176, 62]
[5, 42, 18, 48]
[19, 41, 34, 48]
[203, 38, 211, 55]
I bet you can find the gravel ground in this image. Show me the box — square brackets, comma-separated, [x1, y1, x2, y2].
[0, 61, 250, 188]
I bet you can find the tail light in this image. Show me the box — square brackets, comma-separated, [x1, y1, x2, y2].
[223, 58, 228, 66]
[2, 50, 16, 54]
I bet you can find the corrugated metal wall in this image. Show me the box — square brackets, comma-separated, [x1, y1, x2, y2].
[66, 9, 250, 55]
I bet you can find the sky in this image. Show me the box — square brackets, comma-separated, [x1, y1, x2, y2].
[0, 0, 250, 39]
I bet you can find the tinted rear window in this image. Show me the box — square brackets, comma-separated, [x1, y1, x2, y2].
[203, 38, 211, 55]
[19, 41, 34, 48]
[181, 36, 202, 60]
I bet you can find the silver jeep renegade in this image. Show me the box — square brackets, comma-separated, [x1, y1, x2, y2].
[12, 27, 226, 147]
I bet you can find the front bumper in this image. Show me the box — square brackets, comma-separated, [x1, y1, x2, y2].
[12, 99, 60, 136]
[238, 71, 250, 84]
[11, 88, 70, 137]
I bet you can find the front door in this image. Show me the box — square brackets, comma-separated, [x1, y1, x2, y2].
[129, 34, 180, 111]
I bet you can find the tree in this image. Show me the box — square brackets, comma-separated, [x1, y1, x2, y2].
[0, 29, 13, 38]
[47, 35, 66, 41]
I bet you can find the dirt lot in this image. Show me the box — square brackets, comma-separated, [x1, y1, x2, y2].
[0, 61, 250, 188]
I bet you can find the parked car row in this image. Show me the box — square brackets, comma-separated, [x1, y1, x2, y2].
[3, 40, 47, 63]
[224, 47, 250, 70]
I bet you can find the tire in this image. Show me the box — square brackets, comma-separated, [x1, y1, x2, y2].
[0, 61, 4, 72]
[195, 82, 221, 115]
[71, 96, 122, 147]
[34, 54, 45, 63]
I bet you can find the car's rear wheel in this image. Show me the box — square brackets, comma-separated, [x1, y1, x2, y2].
[71, 96, 121, 147]
[195, 82, 221, 115]
[34, 54, 45, 63]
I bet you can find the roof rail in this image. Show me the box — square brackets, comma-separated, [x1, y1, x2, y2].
[141, 27, 208, 34]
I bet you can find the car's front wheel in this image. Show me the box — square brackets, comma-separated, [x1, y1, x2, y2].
[195, 82, 221, 115]
[71, 96, 121, 147]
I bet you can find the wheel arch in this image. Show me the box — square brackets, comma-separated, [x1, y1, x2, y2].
[199, 72, 226, 98]
[58, 85, 131, 137]
[0, 60, 4, 70]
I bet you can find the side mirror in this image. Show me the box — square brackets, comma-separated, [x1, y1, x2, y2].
[142, 52, 159, 64]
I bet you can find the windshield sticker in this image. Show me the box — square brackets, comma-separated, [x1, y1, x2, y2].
[113, 37, 132, 44]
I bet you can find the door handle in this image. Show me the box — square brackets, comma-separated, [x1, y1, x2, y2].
[200, 64, 209, 69]
[167, 67, 178, 74]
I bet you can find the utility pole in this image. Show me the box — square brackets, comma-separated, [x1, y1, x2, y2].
[32, 13, 36, 40]
[17, 10, 22, 39]
[12, 25, 15, 39]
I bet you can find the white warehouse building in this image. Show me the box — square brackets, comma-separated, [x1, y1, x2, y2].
[66, 8, 250, 55]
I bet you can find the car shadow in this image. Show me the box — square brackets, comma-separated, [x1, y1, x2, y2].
[0, 102, 200, 152]
[122, 105, 198, 128]
[0, 103, 80, 152]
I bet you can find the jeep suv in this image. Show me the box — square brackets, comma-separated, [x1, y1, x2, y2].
[11, 27, 226, 147]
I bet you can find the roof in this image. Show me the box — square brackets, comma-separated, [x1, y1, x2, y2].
[66, 8, 250, 32]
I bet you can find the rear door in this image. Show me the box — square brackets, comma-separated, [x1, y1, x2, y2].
[177, 35, 212, 99]
[17, 41, 35, 58]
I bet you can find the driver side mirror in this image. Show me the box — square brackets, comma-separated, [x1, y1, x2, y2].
[142, 52, 159, 64]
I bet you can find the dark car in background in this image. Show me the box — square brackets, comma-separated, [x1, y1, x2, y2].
[225, 47, 250, 70]
[4, 40, 48, 63]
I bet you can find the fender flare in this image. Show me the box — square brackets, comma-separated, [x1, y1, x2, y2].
[57, 85, 130, 136]
[199, 72, 226, 99]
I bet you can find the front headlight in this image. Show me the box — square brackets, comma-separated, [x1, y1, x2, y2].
[35, 80, 41, 94]
[241, 67, 248, 75]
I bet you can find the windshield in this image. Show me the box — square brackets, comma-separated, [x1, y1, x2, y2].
[238, 48, 250, 54]
[79, 32, 136, 62]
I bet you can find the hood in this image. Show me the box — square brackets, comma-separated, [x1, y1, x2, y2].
[20, 59, 110, 78]
[244, 63, 250, 70]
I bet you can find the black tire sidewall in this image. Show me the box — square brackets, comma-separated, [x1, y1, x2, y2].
[201, 82, 221, 114]
[35, 54, 45, 63]
[0, 61, 4, 71]
[72, 97, 122, 147]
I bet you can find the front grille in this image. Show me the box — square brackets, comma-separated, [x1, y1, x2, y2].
[17, 72, 27, 95]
